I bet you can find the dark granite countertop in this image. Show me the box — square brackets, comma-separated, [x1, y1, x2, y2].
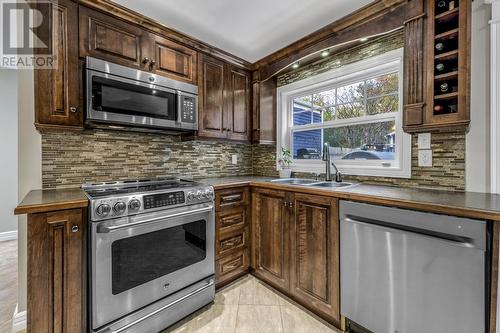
[15, 188, 88, 215]
[199, 177, 500, 221]
[15, 177, 500, 221]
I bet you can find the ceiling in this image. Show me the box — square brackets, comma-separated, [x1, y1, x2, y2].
[111, 0, 374, 63]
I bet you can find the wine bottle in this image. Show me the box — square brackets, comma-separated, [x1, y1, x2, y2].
[437, 0, 447, 10]
[434, 105, 444, 113]
[440, 82, 449, 93]
[436, 63, 445, 72]
[435, 42, 445, 52]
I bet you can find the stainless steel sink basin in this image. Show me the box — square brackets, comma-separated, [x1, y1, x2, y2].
[307, 181, 354, 188]
[270, 178, 317, 185]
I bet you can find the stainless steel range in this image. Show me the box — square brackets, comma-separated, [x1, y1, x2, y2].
[83, 178, 215, 333]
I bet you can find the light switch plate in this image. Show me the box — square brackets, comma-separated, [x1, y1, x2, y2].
[231, 154, 238, 165]
[418, 133, 431, 150]
[418, 149, 433, 167]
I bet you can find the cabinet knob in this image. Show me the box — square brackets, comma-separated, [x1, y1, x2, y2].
[69, 106, 77, 113]
[71, 225, 80, 233]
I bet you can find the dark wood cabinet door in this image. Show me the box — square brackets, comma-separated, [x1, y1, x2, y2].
[28, 208, 86, 333]
[289, 193, 340, 324]
[35, 0, 82, 128]
[227, 67, 251, 141]
[79, 7, 146, 69]
[149, 34, 198, 84]
[252, 74, 277, 144]
[198, 54, 228, 139]
[251, 189, 290, 292]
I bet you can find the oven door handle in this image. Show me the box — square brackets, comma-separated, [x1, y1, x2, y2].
[103, 278, 215, 333]
[97, 206, 214, 233]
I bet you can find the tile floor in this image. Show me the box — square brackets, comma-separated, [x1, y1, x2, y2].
[0, 240, 18, 333]
[161, 275, 342, 333]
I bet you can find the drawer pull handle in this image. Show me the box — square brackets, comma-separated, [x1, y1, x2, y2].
[71, 225, 80, 233]
[222, 194, 242, 202]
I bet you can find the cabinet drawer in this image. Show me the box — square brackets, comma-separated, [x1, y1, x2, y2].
[217, 228, 248, 256]
[216, 187, 248, 209]
[216, 249, 249, 286]
[218, 207, 247, 232]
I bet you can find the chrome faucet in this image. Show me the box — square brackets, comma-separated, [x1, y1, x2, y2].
[322, 143, 343, 182]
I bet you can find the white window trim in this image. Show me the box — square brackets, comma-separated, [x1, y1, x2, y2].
[276, 48, 411, 178]
[488, 0, 500, 194]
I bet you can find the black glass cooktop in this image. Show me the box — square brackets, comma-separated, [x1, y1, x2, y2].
[82, 178, 200, 198]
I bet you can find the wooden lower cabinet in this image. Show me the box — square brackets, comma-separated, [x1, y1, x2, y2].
[251, 188, 340, 325]
[290, 193, 340, 325]
[251, 188, 290, 292]
[27, 208, 86, 333]
[215, 187, 250, 287]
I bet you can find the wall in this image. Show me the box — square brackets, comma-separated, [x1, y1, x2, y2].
[17, 69, 42, 314]
[41, 130, 253, 188]
[466, 0, 491, 193]
[0, 69, 19, 237]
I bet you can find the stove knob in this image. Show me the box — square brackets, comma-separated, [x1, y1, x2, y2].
[96, 204, 111, 217]
[204, 189, 213, 199]
[113, 201, 127, 214]
[128, 199, 141, 211]
[196, 190, 204, 200]
[187, 192, 195, 201]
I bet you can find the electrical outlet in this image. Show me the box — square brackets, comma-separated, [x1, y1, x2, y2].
[418, 133, 431, 150]
[231, 154, 238, 165]
[418, 150, 432, 167]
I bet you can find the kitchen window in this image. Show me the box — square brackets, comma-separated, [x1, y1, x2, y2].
[277, 49, 411, 178]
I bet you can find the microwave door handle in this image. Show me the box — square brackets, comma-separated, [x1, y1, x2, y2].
[97, 205, 214, 233]
[177, 93, 182, 124]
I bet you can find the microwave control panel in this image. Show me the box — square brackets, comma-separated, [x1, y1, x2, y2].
[181, 96, 196, 124]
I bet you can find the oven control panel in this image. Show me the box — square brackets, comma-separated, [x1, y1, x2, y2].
[144, 191, 185, 210]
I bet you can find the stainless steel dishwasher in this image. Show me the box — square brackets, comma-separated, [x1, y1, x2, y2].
[340, 201, 488, 333]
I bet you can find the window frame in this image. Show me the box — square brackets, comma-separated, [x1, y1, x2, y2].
[276, 48, 411, 178]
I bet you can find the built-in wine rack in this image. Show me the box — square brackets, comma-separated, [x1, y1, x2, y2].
[427, 0, 470, 126]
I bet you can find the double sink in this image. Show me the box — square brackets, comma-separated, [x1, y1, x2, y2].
[270, 178, 356, 189]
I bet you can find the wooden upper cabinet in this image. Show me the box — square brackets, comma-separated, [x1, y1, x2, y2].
[198, 54, 251, 141]
[252, 72, 277, 144]
[227, 67, 251, 141]
[149, 34, 198, 84]
[198, 54, 228, 139]
[79, 7, 147, 69]
[79, 7, 199, 84]
[35, 0, 82, 128]
[251, 189, 290, 292]
[289, 193, 340, 325]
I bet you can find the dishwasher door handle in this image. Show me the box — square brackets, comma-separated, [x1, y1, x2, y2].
[343, 215, 480, 250]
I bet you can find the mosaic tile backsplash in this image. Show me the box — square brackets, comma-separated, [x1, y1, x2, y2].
[42, 128, 465, 191]
[42, 129, 253, 189]
[252, 130, 465, 192]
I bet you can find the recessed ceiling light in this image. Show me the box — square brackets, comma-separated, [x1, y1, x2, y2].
[360, 37, 369, 42]
[321, 50, 330, 57]
[292, 62, 300, 69]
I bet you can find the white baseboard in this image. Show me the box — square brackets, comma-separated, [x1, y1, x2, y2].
[11, 305, 26, 333]
[0, 230, 17, 242]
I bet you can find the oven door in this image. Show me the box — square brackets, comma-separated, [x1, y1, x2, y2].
[90, 203, 215, 330]
[87, 70, 180, 129]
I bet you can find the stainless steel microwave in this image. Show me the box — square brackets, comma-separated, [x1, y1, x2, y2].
[86, 57, 198, 131]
